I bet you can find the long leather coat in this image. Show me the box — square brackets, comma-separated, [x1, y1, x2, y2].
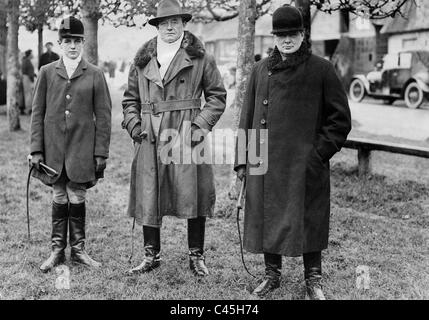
[235, 43, 352, 256]
[30, 59, 112, 187]
[122, 31, 226, 227]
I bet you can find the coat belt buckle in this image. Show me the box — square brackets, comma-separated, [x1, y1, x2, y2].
[150, 102, 159, 116]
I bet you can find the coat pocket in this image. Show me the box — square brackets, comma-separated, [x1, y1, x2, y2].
[309, 147, 328, 170]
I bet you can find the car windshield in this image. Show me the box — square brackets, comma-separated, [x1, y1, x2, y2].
[383, 54, 398, 69]
[398, 53, 412, 68]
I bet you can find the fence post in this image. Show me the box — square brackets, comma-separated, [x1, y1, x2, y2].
[357, 147, 372, 176]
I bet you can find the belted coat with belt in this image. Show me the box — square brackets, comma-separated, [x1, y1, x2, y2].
[30, 58, 112, 187]
[122, 31, 226, 227]
[235, 43, 352, 256]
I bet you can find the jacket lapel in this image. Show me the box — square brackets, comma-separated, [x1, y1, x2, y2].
[69, 59, 88, 80]
[143, 57, 164, 88]
[162, 48, 193, 86]
[55, 59, 69, 80]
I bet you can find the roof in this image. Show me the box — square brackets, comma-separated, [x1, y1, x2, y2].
[381, 0, 429, 34]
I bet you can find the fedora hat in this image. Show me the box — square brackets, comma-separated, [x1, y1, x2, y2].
[148, 0, 192, 26]
[271, 5, 304, 34]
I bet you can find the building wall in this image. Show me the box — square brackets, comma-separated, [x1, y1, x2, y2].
[387, 31, 429, 53]
[311, 10, 340, 41]
[353, 37, 377, 74]
[207, 36, 274, 66]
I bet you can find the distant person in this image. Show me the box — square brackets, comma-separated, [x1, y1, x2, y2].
[30, 16, 112, 273]
[39, 42, 60, 69]
[22, 49, 36, 115]
[0, 71, 6, 105]
[254, 54, 262, 62]
[108, 60, 117, 78]
[119, 60, 127, 73]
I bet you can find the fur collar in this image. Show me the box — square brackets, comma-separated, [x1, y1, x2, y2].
[134, 31, 205, 69]
[268, 39, 312, 71]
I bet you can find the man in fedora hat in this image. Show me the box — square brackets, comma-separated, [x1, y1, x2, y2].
[235, 5, 351, 299]
[30, 16, 112, 272]
[122, 0, 226, 277]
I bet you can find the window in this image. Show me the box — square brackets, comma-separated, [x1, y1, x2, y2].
[402, 38, 417, 50]
[398, 52, 412, 68]
[383, 54, 399, 69]
[355, 16, 371, 30]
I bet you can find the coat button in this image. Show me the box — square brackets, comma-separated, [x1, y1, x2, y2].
[65, 110, 70, 116]
[260, 119, 266, 125]
[268, 71, 272, 76]
[66, 94, 71, 99]
[263, 99, 268, 105]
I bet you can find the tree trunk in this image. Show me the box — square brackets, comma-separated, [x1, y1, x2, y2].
[0, 0, 7, 76]
[37, 24, 43, 65]
[228, 0, 257, 200]
[6, 0, 21, 131]
[295, 0, 311, 40]
[81, 0, 100, 65]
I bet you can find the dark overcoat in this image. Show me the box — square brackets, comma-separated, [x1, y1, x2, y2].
[30, 58, 112, 187]
[122, 31, 226, 227]
[235, 43, 352, 256]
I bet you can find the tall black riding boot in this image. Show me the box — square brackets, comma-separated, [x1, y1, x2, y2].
[252, 253, 281, 297]
[69, 202, 102, 268]
[40, 202, 68, 273]
[127, 226, 161, 274]
[188, 217, 209, 277]
[304, 251, 325, 300]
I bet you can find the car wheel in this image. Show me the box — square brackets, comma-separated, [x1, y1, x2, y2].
[349, 78, 365, 102]
[404, 82, 424, 109]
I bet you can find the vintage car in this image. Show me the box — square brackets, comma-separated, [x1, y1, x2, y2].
[349, 50, 429, 108]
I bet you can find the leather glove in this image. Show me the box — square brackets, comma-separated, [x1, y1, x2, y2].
[30, 152, 44, 171]
[131, 124, 147, 144]
[236, 165, 246, 181]
[94, 156, 107, 173]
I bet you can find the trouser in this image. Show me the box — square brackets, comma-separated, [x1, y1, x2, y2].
[143, 216, 206, 253]
[22, 75, 34, 114]
[52, 170, 87, 204]
[264, 251, 322, 278]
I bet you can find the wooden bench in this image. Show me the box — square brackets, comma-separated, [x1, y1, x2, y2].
[343, 137, 429, 176]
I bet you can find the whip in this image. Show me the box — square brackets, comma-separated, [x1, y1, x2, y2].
[26, 155, 59, 240]
[236, 177, 257, 279]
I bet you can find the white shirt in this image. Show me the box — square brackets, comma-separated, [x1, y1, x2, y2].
[156, 33, 184, 79]
[62, 54, 82, 79]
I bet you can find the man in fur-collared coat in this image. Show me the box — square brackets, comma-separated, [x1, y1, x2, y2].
[235, 5, 351, 299]
[122, 0, 226, 276]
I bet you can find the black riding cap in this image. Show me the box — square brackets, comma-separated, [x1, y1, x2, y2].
[58, 16, 85, 39]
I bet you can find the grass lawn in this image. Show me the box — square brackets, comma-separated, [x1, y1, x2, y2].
[0, 86, 428, 300]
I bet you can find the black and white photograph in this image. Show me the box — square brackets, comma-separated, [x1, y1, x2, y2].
[0, 0, 428, 306]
